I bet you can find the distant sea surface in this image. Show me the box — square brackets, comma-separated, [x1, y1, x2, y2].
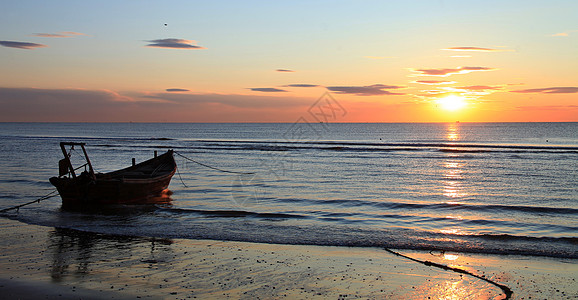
[0, 122, 577, 258]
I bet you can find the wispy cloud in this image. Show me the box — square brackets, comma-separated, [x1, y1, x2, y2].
[411, 90, 452, 100]
[510, 87, 578, 94]
[0, 87, 134, 121]
[327, 84, 404, 96]
[0, 87, 313, 121]
[516, 105, 578, 111]
[0, 40, 47, 49]
[166, 88, 190, 92]
[442, 47, 508, 52]
[449, 85, 503, 96]
[249, 87, 288, 93]
[551, 30, 578, 37]
[453, 85, 502, 91]
[364, 56, 396, 59]
[411, 66, 496, 77]
[413, 80, 456, 85]
[283, 84, 320, 88]
[276, 69, 295, 72]
[32, 32, 86, 38]
[146, 38, 205, 49]
[142, 92, 311, 108]
[62, 31, 85, 36]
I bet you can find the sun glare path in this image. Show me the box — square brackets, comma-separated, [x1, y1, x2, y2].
[438, 95, 467, 112]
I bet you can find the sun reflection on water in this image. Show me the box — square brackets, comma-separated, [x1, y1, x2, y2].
[446, 122, 460, 141]
[440, 228, 462, 235]
[440, 123, 470, 200]
[442, 160, 468, 198]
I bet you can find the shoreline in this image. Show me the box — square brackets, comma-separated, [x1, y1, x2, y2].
[1, 217, 576, 299]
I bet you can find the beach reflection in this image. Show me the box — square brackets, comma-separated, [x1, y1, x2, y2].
[420, 279, 481, 299]
[48, 227, 173, 282]
[404, 251, 504, 300]
[4, 217, 513, 300]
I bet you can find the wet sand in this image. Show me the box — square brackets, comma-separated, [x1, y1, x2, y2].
[0, 217, 576, 299]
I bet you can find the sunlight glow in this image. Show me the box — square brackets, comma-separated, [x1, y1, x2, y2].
[444, 253, 460, 261]
[438, 95, 467, 112]
[440, 228, 461, 235]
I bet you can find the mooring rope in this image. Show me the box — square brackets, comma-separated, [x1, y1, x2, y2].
[174, 151, 255, 175]
[175, 162, 189, 188]
[0, 189, 59, 213]
[383, 248, 513, 299]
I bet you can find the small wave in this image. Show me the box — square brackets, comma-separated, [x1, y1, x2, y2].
[439, 149, 493, 153]
[158, 207, 308, 219]
[280, 198, 578, 216]
[199, 145, 297, 152]
[7, 208, 577, 259]
[190, 140, 578, 155]
[383, 201, 578, 217]
[77, 138, 578, 156]
[475, 233, 578, 245]
[449, 203, 578, 215]
[0, 178, 40, 185]
[375, 200, 578, 216]
[221, 139, 578, 150]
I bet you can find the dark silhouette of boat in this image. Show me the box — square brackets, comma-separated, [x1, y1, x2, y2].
[50, 142, 176, 208]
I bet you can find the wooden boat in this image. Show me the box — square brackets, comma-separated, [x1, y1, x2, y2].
[50, 142, 176, 208]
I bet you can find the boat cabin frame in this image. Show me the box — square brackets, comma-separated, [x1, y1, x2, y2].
[58, 142, 96, 180]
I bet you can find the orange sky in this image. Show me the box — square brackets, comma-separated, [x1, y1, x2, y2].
[1, 1, 577, 122]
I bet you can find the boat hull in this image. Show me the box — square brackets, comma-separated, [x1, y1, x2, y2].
[50, 150, 176, 208]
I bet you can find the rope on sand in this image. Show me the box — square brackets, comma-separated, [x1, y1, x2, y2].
[383, 248, 513, 299]
[174, 151, 255, 175]
[0, 189, 59, 213]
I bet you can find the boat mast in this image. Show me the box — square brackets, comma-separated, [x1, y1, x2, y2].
[59, 142, 96, 179]
[59, 142, 76, 178]
[79, 143, 95, 177]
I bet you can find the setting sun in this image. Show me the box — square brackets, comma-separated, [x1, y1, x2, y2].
[437, 95, 467, 112]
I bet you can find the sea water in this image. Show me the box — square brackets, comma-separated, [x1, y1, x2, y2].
[0, 122, 576, 258]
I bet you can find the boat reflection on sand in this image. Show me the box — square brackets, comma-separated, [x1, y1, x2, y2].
[49, 227, 173, 283]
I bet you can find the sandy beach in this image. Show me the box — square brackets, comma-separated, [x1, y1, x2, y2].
[0, 217, 575, 299]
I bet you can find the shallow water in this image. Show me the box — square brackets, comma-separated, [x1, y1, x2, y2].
[0, 122, 576, 258]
